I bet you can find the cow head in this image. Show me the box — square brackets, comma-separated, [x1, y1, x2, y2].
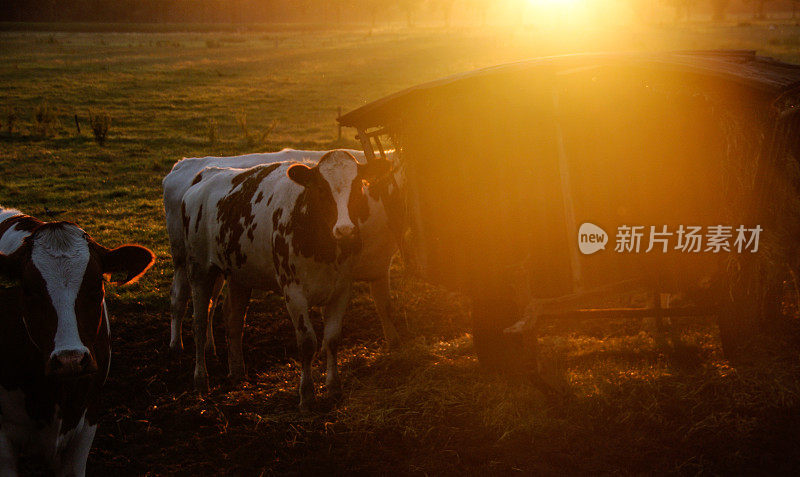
[366, 158, 407, 243]
[287, 150, 390, 243]
[0, 222, 154, 379]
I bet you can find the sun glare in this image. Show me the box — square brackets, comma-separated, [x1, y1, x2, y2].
[526, 0, 592, 26]
[524, 0, 631, 31]
[534, 0, 585, 7]
[529, 0, 588, 13]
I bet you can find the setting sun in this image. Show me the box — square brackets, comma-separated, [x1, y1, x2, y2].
[521, 0, 635, 30]
[533, 0, 586, 8]
[526, 0, 596, 27]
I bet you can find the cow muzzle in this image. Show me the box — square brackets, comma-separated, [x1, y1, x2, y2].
[333, 223, 356, 240]
[46, 350, 98, 378]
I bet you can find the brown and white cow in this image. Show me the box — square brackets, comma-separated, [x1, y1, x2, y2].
[181, 151, 388, 409]
[0, 207, 154, 476]
[163, 149, 404, 356]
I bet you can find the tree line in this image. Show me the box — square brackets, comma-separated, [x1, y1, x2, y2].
[2, 0, 800, 25]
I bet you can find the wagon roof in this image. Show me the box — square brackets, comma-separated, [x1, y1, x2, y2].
[338, 50, 800, 129]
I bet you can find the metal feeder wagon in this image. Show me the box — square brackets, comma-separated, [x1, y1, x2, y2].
[339, 51, 800, 368]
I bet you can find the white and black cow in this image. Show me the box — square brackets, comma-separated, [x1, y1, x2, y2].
[181, 151, 389, 409]
[163, 148, 404, 356]
[0, 207, 154, 476]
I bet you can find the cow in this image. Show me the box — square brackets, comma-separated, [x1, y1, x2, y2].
[181, 151, 389, 409]
[0, 207, 154, 476]
[163, 148, 403, 356]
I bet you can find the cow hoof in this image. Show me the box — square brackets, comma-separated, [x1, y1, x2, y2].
[227, 371, 247, 384]
[326, 385, 343, 402]
[299, 385, 315, 413]
[168, 341, 184, 354]
[385, 336, 402, 351]
[194, 374, 210, 394]
[298, 399, 315, 413]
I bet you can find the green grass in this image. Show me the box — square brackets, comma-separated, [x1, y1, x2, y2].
[2, 23, 800, 475]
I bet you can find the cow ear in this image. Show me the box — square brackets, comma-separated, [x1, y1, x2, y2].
[101, 245, 155, 285]
[287, 163, 315, 187]
[358, 159, 392, 182]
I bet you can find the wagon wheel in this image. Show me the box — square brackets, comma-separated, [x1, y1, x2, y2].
[716, 259, 797, 362]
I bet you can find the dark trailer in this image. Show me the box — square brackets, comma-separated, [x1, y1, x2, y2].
[339, 51, 800, 366]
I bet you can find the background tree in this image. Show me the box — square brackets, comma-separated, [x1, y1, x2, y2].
[662, 0, 698, 22]
[357, 0, 382, 29]
[432, 0, 457, 27]
[398, 0, 423, 27]
[463, 0, 489, 26]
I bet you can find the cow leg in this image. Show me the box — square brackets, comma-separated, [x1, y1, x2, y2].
[169, 264, 190, 352]
[189, 264, 218, 392]
[284, 289, 317, 411]
[322, 284, 352, 399]
[369, 276, 401, 347]
[0, 429, 18, 477]
[204, 276, 225, 358]
[661, 293, 681, 347]
[225, 281, 251, 381]
[57, 422, 96, 477]
[650, 293, 674, 350]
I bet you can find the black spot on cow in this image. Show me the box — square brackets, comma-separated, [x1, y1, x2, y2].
[271, 233, 293, 287]
[288, 171, 363, 264]
[255, 191, 264, 204]
[266, 194, 273, 206]
[348, 178, 370, 224]
[191, 172, 204, 186]
[272, 209, 283, 230]
[215, 163, 282, 268]
[289, 184, 337, 263]
[195, 204, 203, 233]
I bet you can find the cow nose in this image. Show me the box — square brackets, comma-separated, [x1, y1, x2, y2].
[333, 223, 356, 240]
[46, 350, 97, 378]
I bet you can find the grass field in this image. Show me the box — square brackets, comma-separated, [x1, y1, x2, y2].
[2, 22, 800, 475]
